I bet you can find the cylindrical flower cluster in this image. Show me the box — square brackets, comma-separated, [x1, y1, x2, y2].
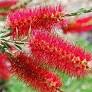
[63, 16, 92, 33]
[7, 5, 67, 38]
[9, 52, 62, 92]
[29, 31, 92, 77]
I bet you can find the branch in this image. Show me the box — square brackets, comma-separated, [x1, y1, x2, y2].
[63, 7, 92, 17]
[0, 38, 28, 44]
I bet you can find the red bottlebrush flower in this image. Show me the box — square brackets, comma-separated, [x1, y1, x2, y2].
[29, 31, 92, 77]
[0, 54, 10, 80]
[0, 0, 18, 8]
[7, 5, 67, 38]
[63, 16, 92, 33]
[9, 52, 62, 92]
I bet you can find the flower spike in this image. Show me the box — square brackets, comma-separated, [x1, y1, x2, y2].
[9, 52, 62, 92]
[29, 31, 92, 77]
[63, 16, 92, 33]
[7, 5, 67, 38]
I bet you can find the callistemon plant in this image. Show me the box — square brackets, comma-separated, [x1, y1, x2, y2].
[0, 2, 92, 92]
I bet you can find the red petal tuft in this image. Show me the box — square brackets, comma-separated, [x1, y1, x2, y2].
[10, 52, 62, 92]
[7, 5, 67, 38]
[29, 31, 92, 77]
